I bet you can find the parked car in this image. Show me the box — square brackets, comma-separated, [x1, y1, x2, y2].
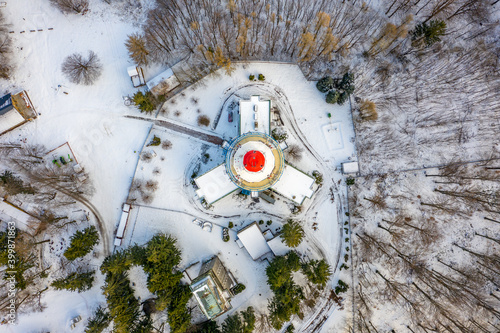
[228, 110, 233, 122]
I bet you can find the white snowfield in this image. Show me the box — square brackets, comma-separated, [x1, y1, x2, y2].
[0, 0, 357, 332]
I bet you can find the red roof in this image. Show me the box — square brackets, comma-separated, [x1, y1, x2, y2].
[243, 150, 265, 172]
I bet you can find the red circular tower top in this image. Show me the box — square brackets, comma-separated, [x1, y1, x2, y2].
[243, 150, 265, 172]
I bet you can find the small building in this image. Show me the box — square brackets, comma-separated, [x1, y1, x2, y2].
[190, 256, 234, 320]
[341, 161, 359, 174]
[146, 68, 180, 96]
[236, 222, 271, 260]
[0, 91, 37, 136]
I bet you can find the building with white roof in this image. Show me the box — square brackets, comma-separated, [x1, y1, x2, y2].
[194, 96, 315, 205]
[195, 165, 239, 204]
[146, 68, 180, 96]
[271, 164, 315, 205]
[239, 96, 271, 135]
[342, 161, 359, 174]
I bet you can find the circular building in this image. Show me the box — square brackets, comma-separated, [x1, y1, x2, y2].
[225, 132, 285, 192]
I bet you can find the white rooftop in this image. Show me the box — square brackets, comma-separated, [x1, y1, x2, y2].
[0, 108, 24, 135]
[271, 164, 314, 205]
[267, 236, 290, 256]
[195, 164, 239, 204]
[342, 161, 359, 174]
[237, 222, 271, 260]
[239, 96, 270, 135]
[146, 68, 180, 95]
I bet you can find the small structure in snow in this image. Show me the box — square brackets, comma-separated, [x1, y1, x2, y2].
[114, 204, 131, 246]
[127, 65, 146, 87]
[146, 67, 180, 96]
[239, 96, 271, 135]
[236, 222, 271, 260]
[190, 256, 235, 320]
[341, 161, 359, 174]
[0, 91, 37, 136]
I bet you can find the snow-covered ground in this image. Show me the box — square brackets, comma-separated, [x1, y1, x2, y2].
[0, 1, 356, 332]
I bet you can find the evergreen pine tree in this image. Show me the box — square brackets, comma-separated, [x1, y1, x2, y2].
[64, 226, 99, 260]
[411, 20, 446, 48]
[221, 313, 243, 333]
[281, 220, 304, 248]
[286, 251, 301, 272]
[337, 91, 349, 105]
[167, 284, 192, 333]
[339, 72, 355, 94]
[100, 249, 132, 275]
[301, 259, 332, 289]
[325, 90, 339, 104]
[193, 320, 221, 333]
[102, 271, 141, 333]
[241, 306, 255, 333]
[125, 33, 149, 66]
[85, 306, 111, 333]
[51, 271, 95, 292]
[132, 91, 158, 113]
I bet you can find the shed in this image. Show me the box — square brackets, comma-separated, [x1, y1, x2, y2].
[236, 222, 271, 260]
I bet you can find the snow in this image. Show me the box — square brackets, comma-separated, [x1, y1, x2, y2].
[239, 96, 270, 135]
[236, 222, 272, 260]
[195, 164, 239, 204]
[271, 164, 315, 205]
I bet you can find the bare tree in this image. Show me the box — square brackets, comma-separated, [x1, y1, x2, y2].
[61, 51, 102, 85]
[49, 0, 89, 14]
[285, 144, 304, 162]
